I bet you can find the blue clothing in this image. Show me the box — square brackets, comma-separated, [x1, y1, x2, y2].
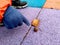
[3, 6, 30, 29]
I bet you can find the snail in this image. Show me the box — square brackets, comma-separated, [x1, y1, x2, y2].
[31, 19, 40, 32]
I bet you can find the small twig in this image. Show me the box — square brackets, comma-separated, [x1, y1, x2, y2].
[38, 27, 42, 32]
[20, 26, 32, 45]
[36, 8, 43, 19]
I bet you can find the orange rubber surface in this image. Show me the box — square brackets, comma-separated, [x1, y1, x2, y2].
[44, 0, 60, 9]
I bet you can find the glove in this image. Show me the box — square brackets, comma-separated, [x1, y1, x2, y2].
[3, 6, 30, 29]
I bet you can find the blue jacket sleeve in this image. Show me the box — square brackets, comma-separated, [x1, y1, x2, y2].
[3, 6, 30, 29]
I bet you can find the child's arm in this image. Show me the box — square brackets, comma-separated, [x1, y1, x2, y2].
[0, 0, 12, 23]
[3, 6, 30, 29]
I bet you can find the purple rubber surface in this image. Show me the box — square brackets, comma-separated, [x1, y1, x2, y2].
[0, 7, 40, 45]
[22, 8, 60, 45]
[0, 7, 60, 45]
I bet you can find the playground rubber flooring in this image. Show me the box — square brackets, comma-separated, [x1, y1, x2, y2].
[0, 7, 60, 45]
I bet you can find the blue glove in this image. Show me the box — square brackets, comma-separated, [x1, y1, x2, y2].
[3, 6, 30, 29]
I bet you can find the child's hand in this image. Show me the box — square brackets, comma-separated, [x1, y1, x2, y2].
[3, 6, 30, 29]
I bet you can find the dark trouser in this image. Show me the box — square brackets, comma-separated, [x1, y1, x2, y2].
[12, 0, 20, 6]
[12, 0, 27, 8]
[12, 0, 20, 2]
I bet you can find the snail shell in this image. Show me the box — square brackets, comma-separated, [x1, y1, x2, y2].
[31, 19, 40, 27]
